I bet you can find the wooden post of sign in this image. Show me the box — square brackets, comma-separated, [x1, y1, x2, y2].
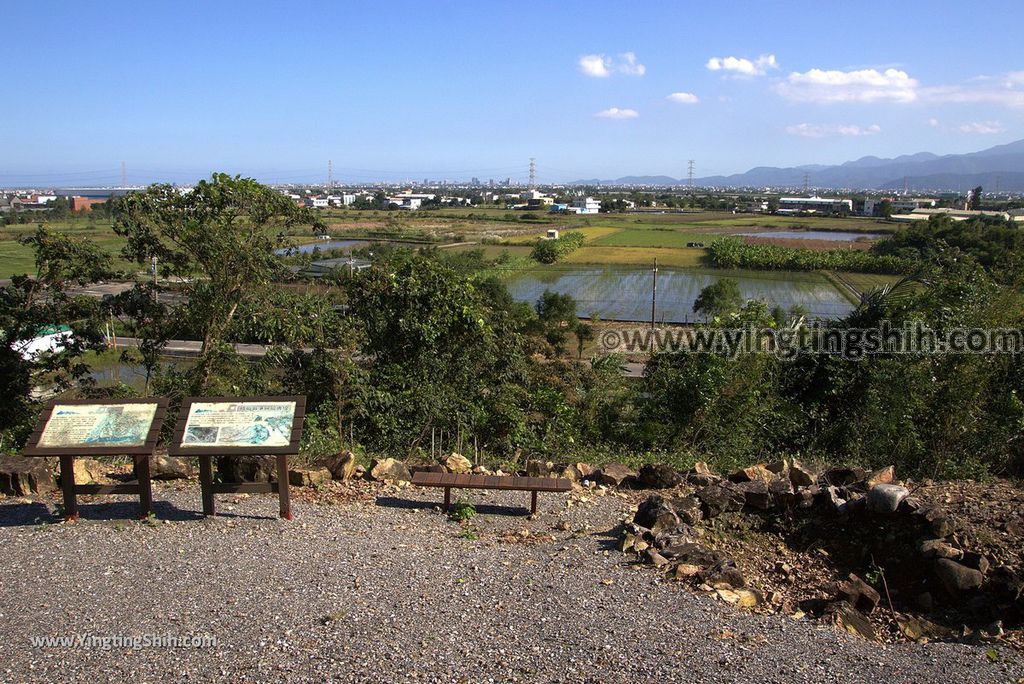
[59, 455, 79, 521]
[276, 454, 291, 520]
[135, 455, 153, 519]
[199, 455, 215, 516]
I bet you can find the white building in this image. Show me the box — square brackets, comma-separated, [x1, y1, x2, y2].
[572, 197, 601, 214]
[304, 196, 329, 209]
[327, 194, 356, 207]
[778, 196, 853, 215]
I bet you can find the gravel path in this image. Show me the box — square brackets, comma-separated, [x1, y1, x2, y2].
[1, 483, 1021, 683]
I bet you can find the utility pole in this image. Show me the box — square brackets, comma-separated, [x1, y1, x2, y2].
[528, 158, 536, 190]
[650, 258, 658, 333]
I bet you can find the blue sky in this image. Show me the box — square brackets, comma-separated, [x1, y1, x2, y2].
[2, 0, 1022, 185]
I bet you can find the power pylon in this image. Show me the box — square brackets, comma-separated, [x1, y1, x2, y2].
[528, 158, 536, 189]
[687, 160, 695, 189]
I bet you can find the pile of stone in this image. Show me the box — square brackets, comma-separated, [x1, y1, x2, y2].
[619, 459, 1024, 640]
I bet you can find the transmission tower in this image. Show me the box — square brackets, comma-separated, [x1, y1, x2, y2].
[802, 171, 810, 195]
[687, 160, 695, 189]
[121, 161, 127, 188]
[327, 160, 333, 189]
[528, 158, 536, 189]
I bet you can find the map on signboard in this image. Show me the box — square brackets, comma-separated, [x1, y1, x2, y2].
[38, 403, 159, 448]
[180, 401, 296, 448]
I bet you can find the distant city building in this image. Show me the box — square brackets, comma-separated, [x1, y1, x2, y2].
[304, 196, 329, 209]
[778, 196, 852, 215]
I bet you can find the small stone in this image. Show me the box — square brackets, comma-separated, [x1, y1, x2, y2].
[866, 465, 895, 487]
[728, 464, 774, 484]
[788, 459, 816, 487]
[288, 467, 332, 488]
[826, 601, 877, 641]
[920, 539, 962, 560]
[835, 573, 880, 614]
[642, 547, 670, 568]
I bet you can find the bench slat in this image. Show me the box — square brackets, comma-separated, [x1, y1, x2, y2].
[411, 471, 570, 493]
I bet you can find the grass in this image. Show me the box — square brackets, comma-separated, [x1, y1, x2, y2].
[563, 246, 708, 268]
[592, 228, 716, 248]
[836, 272, 903, 293]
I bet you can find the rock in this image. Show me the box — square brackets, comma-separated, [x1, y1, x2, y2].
[769, 478, 795, 508]
[444, 453, 472, 474]
[558, 464, 582, 482]
[897, 615, 953, 641]
[920, 539, 962, 560]
[674, 564, 702, 579]
[324, 451, 358, 480]
[138, 454, 191, 481]
[593, 462, 636, 487]
[217, 456, 275, 483]
[788, 459, 816, 487]
[835, 573, 881, 614]
[471, 465, 493, 475]
[826, 601, 877, 641]
[525, 459, 553, 477]
[961, 551, 990, 575]
[735, 480, 771, 510]
[288, 467, 332, 488]
[935, 558, 984, 596]
[765, 459, 788, 475]
[815, 485, 845, 511]
[369, 458, 411, 482]
[728, 464, 774, 484]
[914, 592, 934, 611]
[700, 560, 745, 589]
[821, 466, 866, 488]
[669, 495, 703, 526]
[912, 504, 952, 537]
[70, 458, 106, 485]
[695, 482, 745, 519]
[660, 542, 722, 568]
[409, 463, 446, 475]
[573, 463, 594, 479]
[866, 483, 909, 514]
[686, 461, 720, 486]
[0, 456, 56, 496]
[733, 589, 762, 608]
[642, 547, 670, 568]
[836, 494, 866, 518]
[637, 463, 682, 489]
[633, 496, 680, 536]
[866, 465, 895, 487]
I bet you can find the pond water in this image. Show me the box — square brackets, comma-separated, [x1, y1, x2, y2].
[738, 230, 884, 242]
[504, 267, 854, 322]
[275, 239, 368, 256]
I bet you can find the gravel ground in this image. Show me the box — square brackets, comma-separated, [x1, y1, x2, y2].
[0, 483, 1021, 684]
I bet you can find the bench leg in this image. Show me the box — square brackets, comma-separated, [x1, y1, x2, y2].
[443, 487, 451, 512]
[59, 455, 79, 521]
[276, 454, 292, 520]
[530, 490, 538, 515]
[199, 455, 215, 517]
[136, 454, 153, 519]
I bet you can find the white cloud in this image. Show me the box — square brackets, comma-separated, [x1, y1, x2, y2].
[619, 52, 646, 76]
[666, 91, 700, 104]
[957, 121, 1005, 134]
[578, 52, 646, 78]
[928, 117, 941, 127]
[578, 54, 611, 78]
[706, 54, 778, 77]
[594, 107, 639, 119]
[922, 82, 1024, 108]
[776, 68, 919, 103]
[786, 123, 881, 138]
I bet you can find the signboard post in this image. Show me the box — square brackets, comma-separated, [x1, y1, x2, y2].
[167, 396, 305, 520]
[22, 398, 168, 520]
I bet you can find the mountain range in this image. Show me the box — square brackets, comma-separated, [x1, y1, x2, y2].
[571, 139, 1024, 191]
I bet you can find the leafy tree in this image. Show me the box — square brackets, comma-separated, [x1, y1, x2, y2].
[693, 278, 742, 319]
[112, 173, 321, 390]
[970, 186, 983, 210]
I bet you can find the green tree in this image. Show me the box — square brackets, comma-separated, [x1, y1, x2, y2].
[693, 279, 742, 319]
[112, 173, 321, 390]
[970, 186, 983, 211]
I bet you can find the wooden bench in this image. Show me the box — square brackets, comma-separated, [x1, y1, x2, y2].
[410, 471, 572, 514]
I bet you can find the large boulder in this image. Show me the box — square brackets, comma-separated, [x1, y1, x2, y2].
[525, 459, 553, 477]
[594, 462, 636, 487]
[834, 573, 881, 614]
[695, 482, 745, 518]
[866, 484, 910, 514]
[136, 454, 191, 481]
[323, 451, 359, 480]
[826, 602, 877, 641]
[769, 478, 796, 508]
[217, 456, 276, 483]
[920, 539, 962, 560]
[700, 560, 746, 589]
[866, 465, 895, 487]
[686, 461, 719, 486]
[637, 463, 682, 489]
[935, 558, 984, 596]
[0, 457, 56, 496]
[728, 464, 774, 485]
[820, 466, 867, 488]
[444, 453, 472, 474]
[369, 458, 411, 482]
[69, 458, 106, 485]
[670, 495, 703, 526]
